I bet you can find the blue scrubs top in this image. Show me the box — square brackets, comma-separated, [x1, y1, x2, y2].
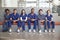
[45, 14, 53, 21]
[4, 14, 10, 20]
[28, 13, 38, 20]
[10, 13, 20, 20]
[20, 14, 27, 20]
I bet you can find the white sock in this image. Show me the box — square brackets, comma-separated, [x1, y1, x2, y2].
[33, 30, 36, 32]
[49, 29, 51, 32]
[52, 29, 55, 32]
[17, 29, 20, 33]
[29, 29, 31, 32]
[45, 30, 47, 32]
[9, 29, 12, 33]
[39, 30, 41, 33]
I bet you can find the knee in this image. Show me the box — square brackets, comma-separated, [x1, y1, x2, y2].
[17, 21, 21, 24]
[28, 20, 31, 24]
[51, 21, 55, 24]
[18, 21, 21, 22]
[34, 21, 37, 25]
[47, 21, 50, 24]
[43, 21, 46, 25]
[22, 22, 25, 25]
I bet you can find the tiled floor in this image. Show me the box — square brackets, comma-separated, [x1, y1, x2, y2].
[0, 25, 60, 40]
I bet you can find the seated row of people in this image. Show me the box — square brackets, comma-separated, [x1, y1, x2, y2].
[3, 8, 55, 33]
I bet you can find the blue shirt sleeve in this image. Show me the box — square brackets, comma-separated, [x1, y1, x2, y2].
[51, 14, 53, 18]
[34, 14, 38, 19]
[45, 15, 47, 17]
[27, 14, 30, 18]
[25, 14, 28, 17]
[9, 13, 13, 18]
[16, 13, 20, 18]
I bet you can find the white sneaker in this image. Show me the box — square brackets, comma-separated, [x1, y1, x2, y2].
[45, 30, 47, 32]
[52, 29, 55, 32]
[39, 30, 41, 33]
[9, 29, 12, 33]
[33, 30, 36, 32]
[29, 29, 31, 32]
[17, 29, 20, 33]
[49, 29, 51, 32]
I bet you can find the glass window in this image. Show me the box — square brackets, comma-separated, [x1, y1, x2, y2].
[2, 0, 18, 7]
[39, 0, 49, 2]
[39, 3, 49, 7]
[57, 6, 60, 16]
[26, 0, 36, 2]
[18, 3, 25, 7]
[25, 0, 37, 7]
[26, 3, 36, 7]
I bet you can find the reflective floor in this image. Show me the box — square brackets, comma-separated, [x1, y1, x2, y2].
[0, 25, 60, 40]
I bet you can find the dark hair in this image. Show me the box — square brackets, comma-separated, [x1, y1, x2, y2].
[38, 9, 43, 14]
[21, 9, 26, 15]
[13, 9, 17, 11]
[39, 9, 43, 12]
[31, 8, 34, 11]
[47, 9, 51, 14]
[5, 9, 10, 13]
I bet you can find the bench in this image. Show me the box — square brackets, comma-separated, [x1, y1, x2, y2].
[0, 21, 60, 25]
